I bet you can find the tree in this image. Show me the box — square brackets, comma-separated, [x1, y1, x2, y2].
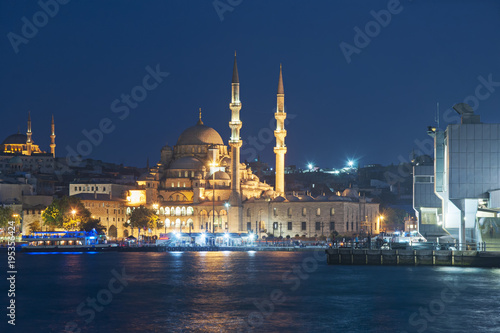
[0, 206, 14, 231]
[29, 220, 42, 233]
[80, 218, 107, 233]
[127, 206, 158, 238]
[380, 207, 407, 231]
[42, 196, 91, 230]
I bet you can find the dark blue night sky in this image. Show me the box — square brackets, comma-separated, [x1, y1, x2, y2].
[1, 0, 500, 169]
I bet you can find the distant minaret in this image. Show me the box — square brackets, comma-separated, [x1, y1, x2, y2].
[228, 52, 243, 231]
[26, 111, 32, 155]
[274, 64, 287, 196]
[50, 114, 56, 157]
[198, 108, 203, 125]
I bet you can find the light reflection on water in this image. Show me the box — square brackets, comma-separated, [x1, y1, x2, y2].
[6, 252, 500, 332]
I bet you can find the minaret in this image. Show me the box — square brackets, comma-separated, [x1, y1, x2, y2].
[50, 114, 56, 157]
[228, 52, 243, 231]
[274, 64, 287, 196]
[26, 111, 32, 156]
[198, 108, 203, 125]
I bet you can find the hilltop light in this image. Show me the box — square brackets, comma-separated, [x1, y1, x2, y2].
[347, 160, 354, 167]
[308, 163, 313, 170]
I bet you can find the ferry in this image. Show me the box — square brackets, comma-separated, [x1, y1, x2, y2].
[21, 229, 118, 252]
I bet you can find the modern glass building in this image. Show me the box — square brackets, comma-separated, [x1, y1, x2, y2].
[427, 103, 500, 249]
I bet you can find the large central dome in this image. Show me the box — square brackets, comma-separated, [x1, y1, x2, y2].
[176, 123, 224, 146]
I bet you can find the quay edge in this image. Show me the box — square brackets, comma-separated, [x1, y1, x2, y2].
[325, 248, 500, 268]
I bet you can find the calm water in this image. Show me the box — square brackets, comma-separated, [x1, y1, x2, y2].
[2, 251, 500, 332]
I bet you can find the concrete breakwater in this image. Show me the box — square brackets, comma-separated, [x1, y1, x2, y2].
[325, 248, 500, 268]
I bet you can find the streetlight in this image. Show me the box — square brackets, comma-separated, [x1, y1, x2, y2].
[378, 215, 384, 234]
[210, 162, 218, 236]
[224, 202, 230, 231]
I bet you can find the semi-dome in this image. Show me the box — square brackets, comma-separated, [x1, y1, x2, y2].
[176, 124, 224, 146]
[212, 171, 230, 180]
[170, 156, 203, 170]
[2, 133, 27, 145]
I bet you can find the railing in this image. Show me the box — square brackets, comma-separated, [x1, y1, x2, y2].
[329, 240, 500, 252]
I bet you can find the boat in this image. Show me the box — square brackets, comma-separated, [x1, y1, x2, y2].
[21, 229, 118, 252]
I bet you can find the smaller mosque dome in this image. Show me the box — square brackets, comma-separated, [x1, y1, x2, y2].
[170, 156, 203, 170]
[262, 189, 275, 198]
[2, 133, 27, 145]
[213, 171, 230, 180]
[342, 188, 359, 198]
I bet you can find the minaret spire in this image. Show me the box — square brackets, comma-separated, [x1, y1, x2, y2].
[26, 111, 33, 155]
[50, 114, 56, 158]
[278, 63, 284, 94]
[274, 64, 287, 196]
[197, 108, 204, 125]
[229, 52, 243, 232]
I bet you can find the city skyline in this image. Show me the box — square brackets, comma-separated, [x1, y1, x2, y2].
[2, 1, 500, 169]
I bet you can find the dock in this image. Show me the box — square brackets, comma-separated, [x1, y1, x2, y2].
[325, 248, 500, 268]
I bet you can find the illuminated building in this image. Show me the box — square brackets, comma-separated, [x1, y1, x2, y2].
[0, 113, 55, 173]
[136, 54, 379, 238]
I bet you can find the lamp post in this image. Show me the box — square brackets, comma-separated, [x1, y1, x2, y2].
[378, 215, 384, 234]
[211, 162, 218, 235]
[224, 202, 230, 231]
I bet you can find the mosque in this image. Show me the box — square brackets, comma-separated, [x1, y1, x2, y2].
[0, 113, 55, 173]
[129, 55, 381, 239]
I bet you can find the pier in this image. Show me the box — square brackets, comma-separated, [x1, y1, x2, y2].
[325, 248, 500, 268]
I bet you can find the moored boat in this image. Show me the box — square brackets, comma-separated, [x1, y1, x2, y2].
[21, 230, 118, 252]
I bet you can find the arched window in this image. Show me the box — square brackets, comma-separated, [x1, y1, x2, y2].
[288, 208, 292, 217]
[171, 207, 175, 215]
[316, 208, 321, 216]
[159, 207, 164, 215]
[181, 207, 186, 216]
[175, 218, 181, 226]
[274, 207, 278, 217]
[247, 208, 251, 217]
[126, 207, 131, 214]
[184, 171, 188, 177]
[330, 207, 335, 216]
[177, 182, 180, 188]
[165, 218, 170, 226]
[191, 147, 195, 153]
[187, 207, 194, 215]
[175, 207, 181, 215]
[198, 147, 201, 153]
[302, 207, 307, 216]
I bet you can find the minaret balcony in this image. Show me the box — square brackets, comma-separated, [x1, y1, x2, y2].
[274, 130, 287, 140]
[274, 147, 287, 154]
[274, 113, 286, 120]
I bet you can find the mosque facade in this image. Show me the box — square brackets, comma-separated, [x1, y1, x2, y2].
[129, 55, 380, 239]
